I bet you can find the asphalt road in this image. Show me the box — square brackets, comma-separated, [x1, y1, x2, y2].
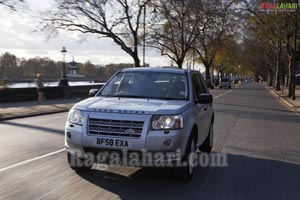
[0, 83, 300, 200]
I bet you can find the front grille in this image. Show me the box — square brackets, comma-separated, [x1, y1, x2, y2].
[88, 118, 144, 138]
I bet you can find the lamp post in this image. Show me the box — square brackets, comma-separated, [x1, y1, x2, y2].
[143, 5, 146, 67]
[292, 1, 298, 100]
[59, 46, 68, 87]
[142, 4, 156, 67]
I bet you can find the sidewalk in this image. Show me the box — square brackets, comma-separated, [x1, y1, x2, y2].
[0, 98, 81, 121]
[268, 86, 300, 112]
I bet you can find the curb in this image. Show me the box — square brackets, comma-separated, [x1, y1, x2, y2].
[268, 88, 300, 112]
[0, 109, 70, 121]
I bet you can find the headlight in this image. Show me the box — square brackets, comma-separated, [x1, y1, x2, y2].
[68, 109, 85, 125]
[151, 115, 183, 130]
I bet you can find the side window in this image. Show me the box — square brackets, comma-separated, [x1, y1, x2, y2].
[192, 74, 201, 102]
[196, 73, 207, 94]
[192, 73, 207, 102]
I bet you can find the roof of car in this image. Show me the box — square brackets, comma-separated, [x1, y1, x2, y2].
[121, 67, 196, 74]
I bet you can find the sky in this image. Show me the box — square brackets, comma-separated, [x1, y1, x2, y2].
[0, 0, 203, 70]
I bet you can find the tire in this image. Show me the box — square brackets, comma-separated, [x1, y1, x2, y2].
[67, 152, 93, 171]
[229, 86, 232, 89]
[219, 86, 222, 89]
[173, 133, 197, 182]
[199, 123, 213, 153]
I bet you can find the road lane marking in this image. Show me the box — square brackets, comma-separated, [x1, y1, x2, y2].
[0, 148, 65, 172]
[213, 89, 232, 99]
[34, 189, 56, 200]
[266, 86, 300, 114]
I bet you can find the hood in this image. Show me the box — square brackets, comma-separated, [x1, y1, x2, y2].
[72, 97, 190, 115]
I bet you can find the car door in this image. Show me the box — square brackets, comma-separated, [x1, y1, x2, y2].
[191, 73, 210, 144]
[197, 73, 213, 133]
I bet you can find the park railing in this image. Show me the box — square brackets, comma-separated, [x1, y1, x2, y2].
[0, 84, 104, 103]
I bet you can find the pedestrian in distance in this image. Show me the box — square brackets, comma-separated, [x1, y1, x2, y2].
[36, 73, 44, 104]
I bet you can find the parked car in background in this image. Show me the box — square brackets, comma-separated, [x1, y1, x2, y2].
[296, 75, 300, 86]
[219, 78, 231, 89]
[245, 77, 253, 83]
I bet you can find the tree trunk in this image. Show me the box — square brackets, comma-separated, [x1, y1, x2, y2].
[274, 45, 282, 91]
[288, 54, 293, 97]
[211, 65, 215, 83]
[266, 64, 273, 86]
[176, 59, 184, 69]
[133, 54, 140, 67]
[205, 64, 210, 80]
[267, 70, 273, 86]
[274, 60, 281, 91]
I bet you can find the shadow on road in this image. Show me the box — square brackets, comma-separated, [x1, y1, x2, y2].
[0, 121, 63, 135]
[214, 102, 293, 114]
[76, 153, 300, 200]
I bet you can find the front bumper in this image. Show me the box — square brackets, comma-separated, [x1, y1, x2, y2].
[65, 112, 186, 163]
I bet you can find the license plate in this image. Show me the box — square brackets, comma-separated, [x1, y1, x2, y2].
[96, 138, 130, 148]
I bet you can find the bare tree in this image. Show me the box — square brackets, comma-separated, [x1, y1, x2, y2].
[148, 0, 201, 68]
[0, 0, 25, 11]
[40, 0, 151, 67]
[193, 0, 237, 80]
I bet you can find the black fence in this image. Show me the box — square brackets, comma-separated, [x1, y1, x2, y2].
[0, 84, 104, 103]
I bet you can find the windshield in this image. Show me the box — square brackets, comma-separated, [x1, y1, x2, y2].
[98, 72, 188, 100]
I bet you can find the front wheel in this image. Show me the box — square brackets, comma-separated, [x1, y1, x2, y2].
[173, 133, 197, 182]
[199, 123, 213, 153]
[67, 152, 93, 171]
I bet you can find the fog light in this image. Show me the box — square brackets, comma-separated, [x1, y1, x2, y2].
[162, 138, 172, 147]
[67, 132, 72, 139]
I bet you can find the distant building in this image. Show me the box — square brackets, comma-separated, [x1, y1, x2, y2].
[67, 57, 85, 78]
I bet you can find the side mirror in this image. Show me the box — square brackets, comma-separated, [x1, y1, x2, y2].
[89, 89, 99, 97]
[197, 93, 213, 104]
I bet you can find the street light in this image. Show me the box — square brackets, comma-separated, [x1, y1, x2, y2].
[142, 4, 156, 67]
[292, 1, 298, 100]
[59, 46, 68, 86]
[143, 5, 146, 67]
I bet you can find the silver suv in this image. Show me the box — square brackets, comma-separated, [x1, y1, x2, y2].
[65, 68, 214, 181]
